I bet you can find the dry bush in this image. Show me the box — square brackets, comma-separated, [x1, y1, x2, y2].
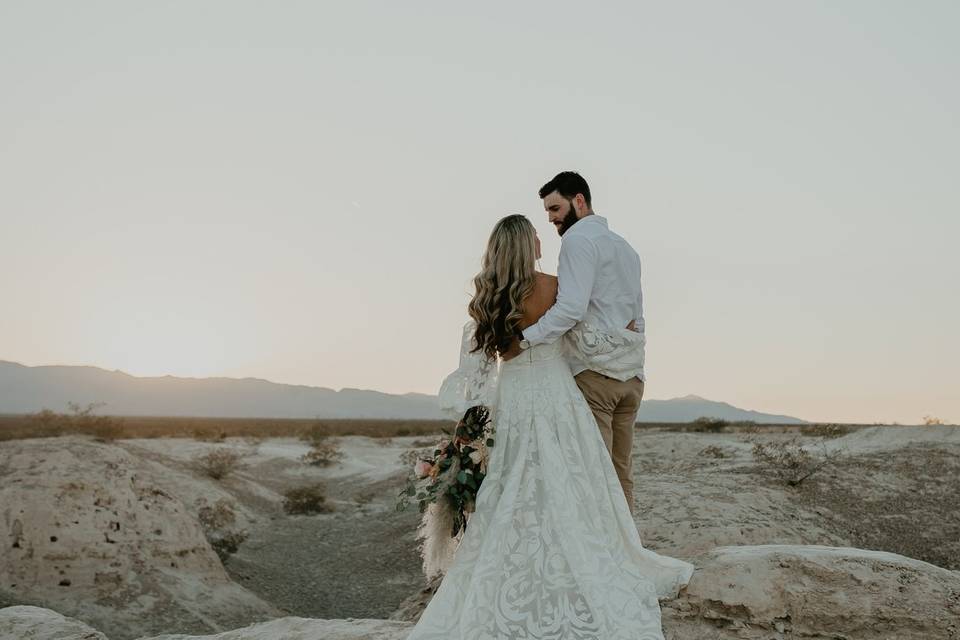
[1, 414, 448, 441]
[353, 489, 377, 505]
[301, 441, 344, 466]
[193, 428, 228, 442]
[299, 424, 343, 466]
[283, 484, 334, 515]
[195, 448, 244, 480]
[800, 423, 853, 439]
[751, 438, 845, 486]
[25, 402, 125, 441]
[923, 415, 945, 426]
[209, 530, 248, 560]
[690, 417, 729, 433]
[699, 444, 731, 459]
[196, 498, 248, 560]
[27, 409, 68, 437]
[197, 498, 237, 529]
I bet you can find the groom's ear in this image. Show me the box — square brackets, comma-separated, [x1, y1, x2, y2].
[574, 193, 588, 216]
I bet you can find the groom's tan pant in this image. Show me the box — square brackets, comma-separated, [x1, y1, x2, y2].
[574, 370, 644, 516]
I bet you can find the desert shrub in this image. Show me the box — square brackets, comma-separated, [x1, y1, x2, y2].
[923, 415, 945, 426]
[193, 428, 228, 442]
[800, 423, 852, 439]
[196, 498, 247, 560]
[699, 444, 731, 459]
[27, 409, 68, 437]
[751, 438, 844, 486]
[353, 489, 377, 505]
[298, 421, 343, 466]
[26, 402, 125, 441]
[301, 438, 344, 467]
[690, 417, 729, 433]
[209, 530, 248, 560]
[283, 483, 334, 515]
[197, 498, 237, 529]
[195, 448, 244, 480]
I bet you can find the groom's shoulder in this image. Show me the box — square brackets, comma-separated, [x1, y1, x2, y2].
[603, 225, 642, 264]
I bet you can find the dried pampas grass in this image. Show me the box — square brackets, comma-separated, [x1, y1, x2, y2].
[417, 455, 465, 578]
[417, 500, 465, 579]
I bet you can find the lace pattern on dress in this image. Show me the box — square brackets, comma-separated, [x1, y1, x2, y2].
[437, 320, 500, 420]
[565, 321, 646, 381]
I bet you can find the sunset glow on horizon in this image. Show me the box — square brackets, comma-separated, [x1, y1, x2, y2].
[1, 2, 957, 425]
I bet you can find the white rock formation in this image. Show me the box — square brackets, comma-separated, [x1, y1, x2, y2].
[664, 545, 960, 639]
[0, 437, 279, 640]
[0, 604, 108, 640]
[0, 607, 413, 640]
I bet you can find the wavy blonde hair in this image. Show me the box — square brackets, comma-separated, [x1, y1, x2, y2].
[468, 214, 538, 359]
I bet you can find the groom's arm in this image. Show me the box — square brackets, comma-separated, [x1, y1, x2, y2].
[633, 258, 645, 334]
[520, 234, 598, 347]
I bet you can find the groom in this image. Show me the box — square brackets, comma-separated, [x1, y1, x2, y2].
[510, 171, 645, 516]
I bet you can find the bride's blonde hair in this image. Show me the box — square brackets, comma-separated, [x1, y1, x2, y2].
[468, 214, 538, 359]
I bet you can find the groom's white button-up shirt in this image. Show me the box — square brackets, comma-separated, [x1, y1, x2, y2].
[522, 214, 645, 380]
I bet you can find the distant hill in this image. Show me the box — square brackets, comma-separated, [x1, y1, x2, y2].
[0, 360, 806, 423]
[635, 394, 806, 424]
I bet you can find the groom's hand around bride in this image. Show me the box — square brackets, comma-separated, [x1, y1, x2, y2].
[501, 321, 637, 362]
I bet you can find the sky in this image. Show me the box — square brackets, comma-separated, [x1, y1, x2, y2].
[1, 1, 957, 425]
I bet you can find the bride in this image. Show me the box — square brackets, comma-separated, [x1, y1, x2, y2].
[405, 214, 694, 640]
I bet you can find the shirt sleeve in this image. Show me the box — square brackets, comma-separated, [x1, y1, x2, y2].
[634, 256, 645, 333]
[634, 293, 645, 334]
[521, 233, 599, 346]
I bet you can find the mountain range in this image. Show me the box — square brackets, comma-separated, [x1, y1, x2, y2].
[0, 359, 806, 424]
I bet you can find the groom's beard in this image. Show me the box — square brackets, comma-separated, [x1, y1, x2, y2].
[557, 202, 579, 236]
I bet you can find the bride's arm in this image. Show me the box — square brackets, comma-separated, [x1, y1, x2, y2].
[437, 320, 500, 419]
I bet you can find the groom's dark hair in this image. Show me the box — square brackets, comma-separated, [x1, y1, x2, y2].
[539, 171, 592, 206]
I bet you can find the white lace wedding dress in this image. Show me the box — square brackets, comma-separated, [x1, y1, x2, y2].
[405, 321, 694, 640]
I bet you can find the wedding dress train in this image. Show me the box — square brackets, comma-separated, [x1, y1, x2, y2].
[405, 322, 694, 640]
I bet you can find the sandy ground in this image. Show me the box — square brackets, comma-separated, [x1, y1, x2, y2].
[4, 425, 958, 637]
[120, 425, 960, 623]
[119, 435, 430, 619]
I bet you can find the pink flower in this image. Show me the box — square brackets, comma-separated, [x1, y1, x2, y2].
[414, 459, 434, 479]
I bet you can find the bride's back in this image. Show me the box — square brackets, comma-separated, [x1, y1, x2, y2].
[518, 272, 558, 331]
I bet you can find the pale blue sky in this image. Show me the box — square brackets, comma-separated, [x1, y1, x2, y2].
[1, 1, 957, 424]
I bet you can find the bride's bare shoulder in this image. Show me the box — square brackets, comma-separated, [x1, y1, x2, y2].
[535, 271, 558, 294]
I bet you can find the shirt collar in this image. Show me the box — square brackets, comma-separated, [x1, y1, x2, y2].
[568, 213, 607, 233]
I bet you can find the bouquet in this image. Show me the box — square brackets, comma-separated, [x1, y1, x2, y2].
[396, 406, 495, 577]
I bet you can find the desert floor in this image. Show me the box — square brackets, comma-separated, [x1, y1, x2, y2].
[120, 424, 960, 619]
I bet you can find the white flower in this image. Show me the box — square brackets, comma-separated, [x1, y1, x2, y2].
[468, 450, 484, 465]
